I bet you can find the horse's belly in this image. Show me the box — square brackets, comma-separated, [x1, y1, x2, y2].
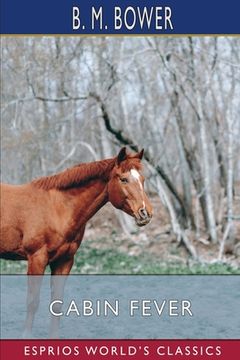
[0, 252, 26, 260]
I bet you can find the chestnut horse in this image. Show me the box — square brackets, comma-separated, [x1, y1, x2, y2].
[0, 147, 152, 337]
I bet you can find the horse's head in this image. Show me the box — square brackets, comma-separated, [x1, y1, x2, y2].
[108, 147, 153, 226]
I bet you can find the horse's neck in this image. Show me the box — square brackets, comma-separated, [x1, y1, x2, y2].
[64, 178, 109, 227]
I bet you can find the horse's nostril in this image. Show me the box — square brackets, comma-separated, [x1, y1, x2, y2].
[139, 208, 148, 219]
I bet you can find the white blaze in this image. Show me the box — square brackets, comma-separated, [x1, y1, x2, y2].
[130, 169, 145, 208]
[130, 169, 141, 181]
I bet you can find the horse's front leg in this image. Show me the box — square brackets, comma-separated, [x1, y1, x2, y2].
[23, 248, 48, 338]
[49, 257, 74, 338]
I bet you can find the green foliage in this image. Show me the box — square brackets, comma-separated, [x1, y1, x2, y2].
[1, 240, 239, 275]
[71, 243, 240, 274]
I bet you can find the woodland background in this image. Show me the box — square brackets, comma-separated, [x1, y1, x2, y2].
[1, 36, 240, 273]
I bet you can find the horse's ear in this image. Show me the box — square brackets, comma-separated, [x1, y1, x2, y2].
[136, 148, 144, 160]
[117, 147, 127, 164]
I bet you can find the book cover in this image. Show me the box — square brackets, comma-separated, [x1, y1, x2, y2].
[1, 1, 240, 359]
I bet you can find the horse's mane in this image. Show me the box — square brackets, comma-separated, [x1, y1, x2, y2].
[32, 158, 116, 190]
[32, 156, 142, 191]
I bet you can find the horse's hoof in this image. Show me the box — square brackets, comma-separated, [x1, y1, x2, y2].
[48, 332, 60, 339]
[21, 330, 34, 339]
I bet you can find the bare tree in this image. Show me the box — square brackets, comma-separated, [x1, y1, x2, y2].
[1, 36, 240, 259]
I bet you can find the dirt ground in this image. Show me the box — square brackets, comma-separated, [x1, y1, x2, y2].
[85, 196, 240, 269]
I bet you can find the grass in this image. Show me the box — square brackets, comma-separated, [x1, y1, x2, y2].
[1, 240, 239, 275]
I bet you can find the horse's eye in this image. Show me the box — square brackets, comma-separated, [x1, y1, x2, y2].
[120, 178, 128, 184]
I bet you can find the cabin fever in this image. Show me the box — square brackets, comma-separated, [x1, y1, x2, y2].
[49, 299, 193, 317]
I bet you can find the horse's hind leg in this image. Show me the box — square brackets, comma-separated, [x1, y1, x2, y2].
[22, 248, 48, 338]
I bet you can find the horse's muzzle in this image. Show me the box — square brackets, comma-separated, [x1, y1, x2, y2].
[135, 217, 152, 227]
[135, 208, 152, 226]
